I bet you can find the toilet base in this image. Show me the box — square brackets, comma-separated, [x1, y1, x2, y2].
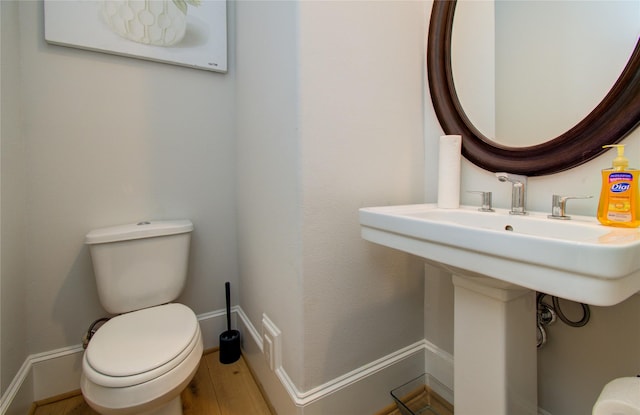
[83, 365, 196, 415]
[138, 396, 182, 415]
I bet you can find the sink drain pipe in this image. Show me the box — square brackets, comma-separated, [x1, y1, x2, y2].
[536, 292, 590, 348]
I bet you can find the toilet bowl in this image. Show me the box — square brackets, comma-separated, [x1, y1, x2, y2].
[81, 303, 202, 415]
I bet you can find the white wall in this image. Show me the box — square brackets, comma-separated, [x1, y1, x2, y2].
[1, 0, 238, 386]
[2, 1, 639, 415]
[298, 0, 427, 392]
[237, 0, 428, 412]
[235, 0, 305, 389]
[0, 0, 29, 396]
[4, 1, 428, 412]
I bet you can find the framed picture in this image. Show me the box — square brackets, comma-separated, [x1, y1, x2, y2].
[44, 0, 227, 73]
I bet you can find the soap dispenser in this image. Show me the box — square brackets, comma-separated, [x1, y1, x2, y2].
[597, 144, 640, 227]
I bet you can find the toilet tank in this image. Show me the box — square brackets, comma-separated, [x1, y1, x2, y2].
[85, 220, 194, 314]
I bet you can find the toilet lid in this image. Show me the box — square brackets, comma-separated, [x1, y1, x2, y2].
[86, 303, 198, 378]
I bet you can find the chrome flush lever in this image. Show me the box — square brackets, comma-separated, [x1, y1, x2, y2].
[548, 195, 593, 220]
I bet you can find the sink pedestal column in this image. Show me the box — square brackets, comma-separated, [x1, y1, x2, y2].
[452, 275, 537, 415]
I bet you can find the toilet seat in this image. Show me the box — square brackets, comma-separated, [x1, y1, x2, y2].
[81, 318, 203, 415]
[84, 303, 199, 388]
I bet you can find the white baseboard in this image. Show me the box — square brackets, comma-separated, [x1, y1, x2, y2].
[235, 309, 452, 415]
[0, 353, 34, 415]
[8, 306, 559, 415]
[424, 340, 454, 404]
[286, 341, 429, 407]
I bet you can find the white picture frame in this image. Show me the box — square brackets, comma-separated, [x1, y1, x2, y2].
[44, 0, 227, 73]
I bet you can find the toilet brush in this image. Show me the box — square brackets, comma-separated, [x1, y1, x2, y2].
[219, 282, 241, 364]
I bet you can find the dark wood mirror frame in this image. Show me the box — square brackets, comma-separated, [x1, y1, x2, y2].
[427, 0, 640, 176]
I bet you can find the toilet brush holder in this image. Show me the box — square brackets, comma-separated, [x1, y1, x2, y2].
[219, 282, 241, 364]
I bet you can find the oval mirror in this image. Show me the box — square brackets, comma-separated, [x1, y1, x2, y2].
[427, 0, 640, 176]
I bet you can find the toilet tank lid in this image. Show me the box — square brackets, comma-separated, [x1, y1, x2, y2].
[85, 220, 193, 245]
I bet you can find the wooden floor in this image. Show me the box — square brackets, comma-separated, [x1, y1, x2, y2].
[30, 349, 453, 415]
[29, 350, 274, 415]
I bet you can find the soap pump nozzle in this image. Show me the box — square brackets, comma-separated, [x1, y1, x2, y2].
[603, 144, 628, 171]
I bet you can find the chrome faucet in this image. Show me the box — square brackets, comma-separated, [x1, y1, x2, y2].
[496, 172, 528, 215]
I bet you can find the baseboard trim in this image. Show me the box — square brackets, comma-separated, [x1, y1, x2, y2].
[0, 308, 447, 414]
[235, 310, 451, 409]
[284, 341, 428, 407]
[29, 345, 84, 364]
[235, 305, 263, 350]
[0, 354, 32, 414]
[0, 306, 548, 415]
[423, 340, 454, 404]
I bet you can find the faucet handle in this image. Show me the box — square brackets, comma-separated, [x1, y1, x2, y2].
[467, 191, 495, 212]
[548, 194, 593, 220]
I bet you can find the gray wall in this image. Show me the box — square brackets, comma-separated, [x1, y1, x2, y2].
[2, 2, 639, 415]
[1, 0, 28, 394]
[1, 0, 238, 393]
[235, 0, 427, 399]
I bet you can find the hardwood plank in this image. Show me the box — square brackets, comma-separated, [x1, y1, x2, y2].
[31, 392, 99, 415]
[181, 353, 223, 415]
[31, 390, 83, 407]
[62, 394, 100, 415]
[373, 402, 401, 415]
[205, 353, 273, 415]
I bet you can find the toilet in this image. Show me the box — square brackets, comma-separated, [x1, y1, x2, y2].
[81, 220, 203, 415]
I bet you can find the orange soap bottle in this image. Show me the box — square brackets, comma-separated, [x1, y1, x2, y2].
[597, 144, 640, 228]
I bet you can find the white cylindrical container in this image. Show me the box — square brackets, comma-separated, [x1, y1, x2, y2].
[593, 377, 640, 415]
[437, 135, 462, 209]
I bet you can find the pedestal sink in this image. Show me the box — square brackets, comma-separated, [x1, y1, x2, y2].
[359, 204, 640, 414]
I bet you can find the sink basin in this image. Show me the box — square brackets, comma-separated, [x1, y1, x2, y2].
[359, 204, 640, 306]
[359, 203, 640, 412]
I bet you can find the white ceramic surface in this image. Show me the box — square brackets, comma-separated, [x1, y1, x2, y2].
[86, 220, 193, 314]
[359, 204, 640, 306]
